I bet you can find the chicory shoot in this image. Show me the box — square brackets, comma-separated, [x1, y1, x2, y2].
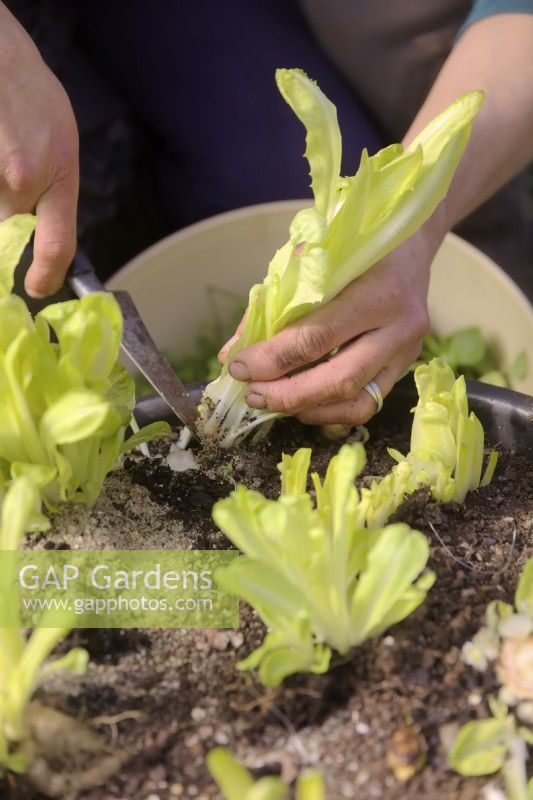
[199, 68, 484, 447]
[213, 443, 435, 686]
[0, 214, 169, 507]
[355, 356, 497, 524]
[389, 358, 498, 503]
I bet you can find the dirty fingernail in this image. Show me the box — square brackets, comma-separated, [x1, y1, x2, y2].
[246, 392, 266, 409]
[229, 361, 250, 381]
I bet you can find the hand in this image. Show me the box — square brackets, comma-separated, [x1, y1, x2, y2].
[0, 3, 79, 298]
[219, 221, 445, 426]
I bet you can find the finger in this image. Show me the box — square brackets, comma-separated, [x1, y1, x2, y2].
[227, 281, 386, 383]
[244, 325, 415, 414]
[24, 177, 78, 299]
[218, 310, 248, 364]
[296, 352, 414, 426]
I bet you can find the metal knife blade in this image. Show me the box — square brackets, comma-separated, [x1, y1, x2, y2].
[113, 290, 198, 430]
[68, 250, 198, 431]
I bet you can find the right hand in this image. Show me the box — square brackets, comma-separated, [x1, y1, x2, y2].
[0, 3, 79, 298]
[217, 211, 447, 427]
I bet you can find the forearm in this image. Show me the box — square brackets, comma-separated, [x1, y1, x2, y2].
[403, 13, 533, 228]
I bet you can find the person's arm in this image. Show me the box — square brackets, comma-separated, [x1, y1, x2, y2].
[0, 2, 79, 297]
[220, 13, 533, 426]
[405, 13, 533, 224]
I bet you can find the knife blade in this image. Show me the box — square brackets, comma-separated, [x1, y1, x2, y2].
[68, 250, 198, 431]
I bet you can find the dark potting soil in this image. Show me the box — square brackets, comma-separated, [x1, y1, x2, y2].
[3, 418, 532, 800]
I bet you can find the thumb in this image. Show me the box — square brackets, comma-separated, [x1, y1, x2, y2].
[218, 310, 248, 364]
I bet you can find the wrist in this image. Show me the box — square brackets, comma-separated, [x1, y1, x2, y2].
[412, 200, 450, 267]
[386, 201, 450, 297]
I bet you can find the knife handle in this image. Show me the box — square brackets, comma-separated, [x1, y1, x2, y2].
[68, 249, 107, 297]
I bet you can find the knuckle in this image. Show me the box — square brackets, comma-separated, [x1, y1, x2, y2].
[274, 324, 334, 372]
[4, 154, 38, 195]
[273, 376, 311, 413]
[383, 280, 404, 308]
[357, 401, 376, 424]
[37, 237, 75, 266]
[410, 307, 430, 340]
[332, 372, 361, 402]
[276, 390, 300, 413]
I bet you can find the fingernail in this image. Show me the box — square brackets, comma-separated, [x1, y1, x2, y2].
[25, 287, 47, 299]
[229, 361, 250, 381]
[246, 392, 266, 409]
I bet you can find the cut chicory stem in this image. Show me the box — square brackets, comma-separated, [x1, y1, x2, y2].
[199, 68, 484, 448]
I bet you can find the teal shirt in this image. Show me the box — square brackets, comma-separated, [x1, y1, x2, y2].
[461, 0, 533, 33]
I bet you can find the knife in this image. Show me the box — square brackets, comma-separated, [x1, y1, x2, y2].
[68, 250, 199, 431]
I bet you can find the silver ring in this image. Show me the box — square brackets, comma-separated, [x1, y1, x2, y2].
[362, 379, 383, 412]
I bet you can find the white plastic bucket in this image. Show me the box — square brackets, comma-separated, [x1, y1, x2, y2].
[107, 200, 533, 395]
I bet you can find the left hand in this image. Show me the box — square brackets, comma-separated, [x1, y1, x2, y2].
[218, 222, 445, 426]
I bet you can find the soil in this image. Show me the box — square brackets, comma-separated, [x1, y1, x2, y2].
[3, 417, 532, 800]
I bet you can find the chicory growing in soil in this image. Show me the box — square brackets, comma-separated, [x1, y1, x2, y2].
[213, 443, 435, 686]
[207, 747, 326, 799]
[388, 358, 498, 503]
[199, 68, 484, 447]
[448, 559, 533, 800]
[348, 356, 498, 526]
[0, 474, 88, 774]
[0, 215, 169, 507]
